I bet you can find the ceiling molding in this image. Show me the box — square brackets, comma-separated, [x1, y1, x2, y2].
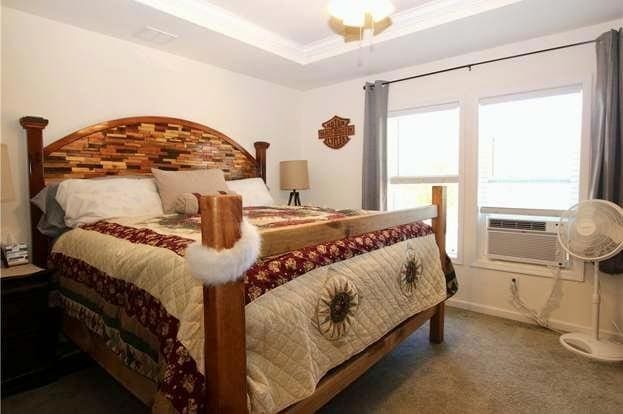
[135, 0, 527, 65]
[302, 0, 525, 62]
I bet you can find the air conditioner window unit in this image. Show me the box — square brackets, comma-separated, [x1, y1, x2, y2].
[486, 217, 568, 267]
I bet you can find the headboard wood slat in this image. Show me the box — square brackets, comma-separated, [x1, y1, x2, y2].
[40, 116, 261, 183]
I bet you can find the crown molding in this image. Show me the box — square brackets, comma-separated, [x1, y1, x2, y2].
[135, 0, 526, 65]
[302, 0, 525, 62]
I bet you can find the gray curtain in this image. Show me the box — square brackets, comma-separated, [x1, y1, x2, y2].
[590, 29, 623, 274]
[362, 80, 389, 210]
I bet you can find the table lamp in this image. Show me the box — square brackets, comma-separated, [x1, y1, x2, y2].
[280, 160, 309, 206]
[1, 144, 15, 203]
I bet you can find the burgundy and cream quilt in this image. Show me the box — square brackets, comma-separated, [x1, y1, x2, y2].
[50, 206, 457, 413]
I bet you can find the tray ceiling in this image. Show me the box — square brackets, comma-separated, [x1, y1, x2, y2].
[4, 0, 623, 89]
[202, 0, 429, 44]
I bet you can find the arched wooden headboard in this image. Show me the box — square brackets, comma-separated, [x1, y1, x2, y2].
[20, 115, 270, 266]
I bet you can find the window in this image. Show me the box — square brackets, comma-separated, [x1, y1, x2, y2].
[387, 103, 460, 258]
[478, 86, 583, 210]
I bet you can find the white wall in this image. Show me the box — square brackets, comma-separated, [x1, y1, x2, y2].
[1, 7, 301, 243]
[297, 20, 623, 336]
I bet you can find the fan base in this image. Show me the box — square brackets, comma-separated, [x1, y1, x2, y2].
[560, 333, 623, 362]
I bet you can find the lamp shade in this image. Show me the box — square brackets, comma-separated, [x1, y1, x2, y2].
[0, 144, 15, 202]
[280, 160, 309, 190]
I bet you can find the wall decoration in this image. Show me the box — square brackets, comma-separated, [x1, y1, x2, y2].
[317, 115, 355, 149]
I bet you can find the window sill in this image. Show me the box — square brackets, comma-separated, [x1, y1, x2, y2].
[470, 258, 584, 282]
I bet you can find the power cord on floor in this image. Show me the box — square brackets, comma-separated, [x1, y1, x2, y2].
[510, 264, 623, 340]
[611, 320, 623, 344]
[509, 264, 564, 334]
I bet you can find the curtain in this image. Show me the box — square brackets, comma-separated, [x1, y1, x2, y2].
[362, 80, 389, 210]
[590, 29, 623, 274]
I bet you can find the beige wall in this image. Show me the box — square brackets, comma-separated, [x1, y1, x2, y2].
[297, 20, 623, 336]
[0, 7, 301, 243]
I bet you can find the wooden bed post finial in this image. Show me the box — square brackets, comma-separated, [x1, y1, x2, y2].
[20, 116, 49, 267]
[20, 116, 49, 197]
[200, 194, 248, 414]
[254, 141, 270, 183]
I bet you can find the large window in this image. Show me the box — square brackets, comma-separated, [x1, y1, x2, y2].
[478, 86, 583, 210]
[387, 103, 460, 258]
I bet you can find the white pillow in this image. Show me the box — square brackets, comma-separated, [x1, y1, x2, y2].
[226, 178, 275, 207]
[56, 178, 164, 227]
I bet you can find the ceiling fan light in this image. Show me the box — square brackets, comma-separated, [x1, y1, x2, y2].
[328, 0, 348, 19]
[328, 0, 394, 27]
[342, 10, 366, 27]
[329, 0, 366, 27]
[369, 0, 395, 22]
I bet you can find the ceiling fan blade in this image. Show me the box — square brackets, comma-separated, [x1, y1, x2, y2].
[344, 27, 363, 42]
[372, 17, 392, 35]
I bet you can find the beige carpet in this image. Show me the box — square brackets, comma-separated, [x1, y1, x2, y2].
[3, 308, 622, 414]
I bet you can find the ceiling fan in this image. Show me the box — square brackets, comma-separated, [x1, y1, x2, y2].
[327, 0, 395, 42]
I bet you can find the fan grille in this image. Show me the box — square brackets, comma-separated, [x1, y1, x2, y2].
[558, 200, 623, 261]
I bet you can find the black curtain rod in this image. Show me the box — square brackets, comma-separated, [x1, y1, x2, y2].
[363, 39, 596, 90]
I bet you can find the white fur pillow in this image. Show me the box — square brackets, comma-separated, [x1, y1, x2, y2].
[186, 219, 261, 285]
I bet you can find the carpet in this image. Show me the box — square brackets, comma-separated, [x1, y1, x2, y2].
[2, 308, 622, 413]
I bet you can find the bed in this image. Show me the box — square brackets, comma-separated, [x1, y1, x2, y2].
[21, 115, 457, 414]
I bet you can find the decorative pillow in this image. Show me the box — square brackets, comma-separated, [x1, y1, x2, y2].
[152, 168, 229, 213]
[31, 184, 69, 238]
[56, 178, 164, 227]
[226, 177, 275, 207]
[174, 193, 201, 214]
[31, 186, 49, 213]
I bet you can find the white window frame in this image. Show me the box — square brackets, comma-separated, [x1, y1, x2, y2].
[471, 82, 591, 281]
[387, 101, 464, 263]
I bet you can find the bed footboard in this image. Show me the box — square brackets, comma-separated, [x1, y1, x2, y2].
[198, 187, 448, 413]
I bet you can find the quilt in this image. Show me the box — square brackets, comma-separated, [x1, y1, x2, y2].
[50, 206, 457, 413]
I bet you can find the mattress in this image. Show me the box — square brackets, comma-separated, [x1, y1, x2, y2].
[49, 205, 458, 413]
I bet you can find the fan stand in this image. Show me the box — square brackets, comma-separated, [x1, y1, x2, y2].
[559, 261, 623, 362]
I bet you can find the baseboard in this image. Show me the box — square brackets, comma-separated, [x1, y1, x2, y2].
[446, 298, 623, 340]
[0, 366, 56, 397]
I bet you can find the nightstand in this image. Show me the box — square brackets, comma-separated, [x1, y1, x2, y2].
[1, 264, 57, 395]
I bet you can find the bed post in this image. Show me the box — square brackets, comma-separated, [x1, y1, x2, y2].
[254, 141, 270, 183]
[19, 116, 49, 267]
[200, 194, 248, 414]
[430, 185, 447, 344]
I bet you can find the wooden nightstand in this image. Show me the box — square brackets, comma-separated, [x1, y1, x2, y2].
[1, 264, 57, 396]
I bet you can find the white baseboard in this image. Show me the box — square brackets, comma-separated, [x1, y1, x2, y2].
[446, 298, 623, 340]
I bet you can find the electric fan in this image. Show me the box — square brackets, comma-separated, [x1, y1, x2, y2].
[557, 199, 623, 362]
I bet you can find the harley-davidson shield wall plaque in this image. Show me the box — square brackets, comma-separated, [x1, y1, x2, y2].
[318, 115, 355, 149]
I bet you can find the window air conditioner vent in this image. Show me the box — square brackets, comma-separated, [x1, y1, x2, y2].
[489, 218, 547, 232]
[486, 217, 567, 267]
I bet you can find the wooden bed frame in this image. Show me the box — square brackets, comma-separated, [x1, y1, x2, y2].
[21, 115, 448, 414]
